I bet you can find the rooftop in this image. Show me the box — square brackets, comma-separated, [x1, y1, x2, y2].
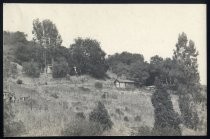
[114, 79, 136, 83]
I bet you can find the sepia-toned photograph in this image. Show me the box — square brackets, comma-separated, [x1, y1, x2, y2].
[3, 4, 207, 136]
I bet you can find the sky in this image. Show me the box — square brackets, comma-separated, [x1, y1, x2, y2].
[3, 4, 207, 85]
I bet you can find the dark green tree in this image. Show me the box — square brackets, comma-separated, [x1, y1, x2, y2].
[69, 38, 108, 78]
[32, 18, 63, 71]
[89, 101, 113, 131]
[3, 31, 27, 45]
[32, 19, 62, 47]
[151, 79, 181, 136]
[173, 32, 200, 129]
[146, 55, 164, 85]
[128, 61, 150, 86]
[107, 52, 145, 79]
[22, 61, 40, 78]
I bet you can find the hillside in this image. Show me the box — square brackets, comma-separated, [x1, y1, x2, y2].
[5, 70, 207, 136]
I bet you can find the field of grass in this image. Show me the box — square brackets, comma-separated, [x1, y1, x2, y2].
[4, 73, 207, 136]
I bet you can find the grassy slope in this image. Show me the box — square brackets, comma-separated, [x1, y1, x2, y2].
[6, 71, 207, 136]
[8, 73, 154, 136]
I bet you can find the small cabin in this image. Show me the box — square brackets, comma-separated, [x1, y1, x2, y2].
[114, 79, 138, 88]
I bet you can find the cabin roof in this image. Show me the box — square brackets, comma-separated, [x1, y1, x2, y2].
[114, 79, 136, 83]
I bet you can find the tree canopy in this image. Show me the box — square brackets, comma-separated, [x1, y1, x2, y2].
[69, 38, 108, 78]
[32, 18, 62, 47]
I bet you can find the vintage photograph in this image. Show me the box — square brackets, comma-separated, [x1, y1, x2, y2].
[3, 4, 207, 136]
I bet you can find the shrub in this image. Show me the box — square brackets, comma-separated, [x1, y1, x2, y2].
[51, 93, 59, 99]
[52, 57, 68, 78]
[95, 82, 103, 89]
[115, 108, 124, 116]
[134, 115, 141, 122]
[125, 106, 129, 112]
[78, 86, 90, 92]
[61, 118, 103, 136]
[22, 61, 40, 77]
[16, 79, 23, 84]
[101, 92, 108, 99]
[124, 116, 129, 122]
[76, 112, 86, 119]
[101, 93, 106, 99]
[89, 101, 113, 131]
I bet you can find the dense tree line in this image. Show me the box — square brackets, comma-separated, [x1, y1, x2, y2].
[3, 19, 108, 79]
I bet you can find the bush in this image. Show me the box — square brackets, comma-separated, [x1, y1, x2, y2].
[101, 93, 106, 99]
[50, 93, 59, 99]
[61, 118, 103, 136]
[52, 57, 68, 78]
[124, 116, 129, 122]
[115, 108, 124, 116]
[134, 115, 141, 122]
[22, 61, 40, 77]
[16, 79, 23, 84]
[95, 82, 103, 89]
[78, 86, 90, 92]
[76, 112, 86, 119]
[89, 101, 113, 131]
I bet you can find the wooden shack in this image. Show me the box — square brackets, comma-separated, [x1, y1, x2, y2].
[114, 79, 138, 88]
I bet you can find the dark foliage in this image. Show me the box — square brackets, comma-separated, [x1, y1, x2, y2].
[95, 82, 103, 89]
[124, 116, 129, 122]
[52, 57, 68, 78]
[89, 101, 113, 131]
[179, 94, 199, 130]
[22, 61, 40, 77]
[16, 79, 23, 84]
[151, 86, 181, 136]
[173, 32, 201, 129]
[3, 31, 27, 45]
[134, 115, 141, 122]
[69, 38, 108, 79]
[107, 52, 149, 84]
[76, 112, 86, 119]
